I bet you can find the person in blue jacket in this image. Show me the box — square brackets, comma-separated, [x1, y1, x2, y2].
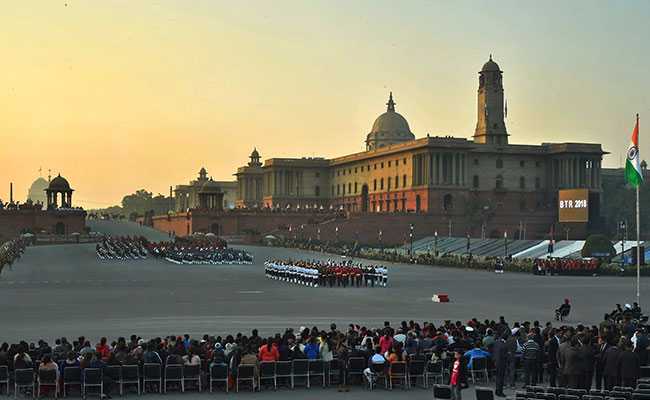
[464, 341, 491, 369]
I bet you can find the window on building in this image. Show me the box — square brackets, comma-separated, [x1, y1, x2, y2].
[380, 178, 384, 190]
[474, 158, 479, 165]
[315, 186, 320, 196]
[373, 179, 377, 191]
[360, 166, 364, 172]
[337, 170, 340, 176]
[473, 175, 479, 188]
[381, 162, 384, 168]
[388, 177, 392, 190]
[374, 164, 377, 170]
[388, 161, 391, 167]
[342, 184, 345, 195]
[535, 177, 541, 189]
[535, 161, 541, 167]
[337, 184, 340, 195]
[496, 175, 504, 189]
[443, 194, 453, 211]
[519, 160, 525, 168]
[331, 185, 334, 196]
[496, 159, 503, 169]
[347, 182, 351, 194]
[354, 182, 358, 193]
[342, 170, 345, 176]
[403, 174, 407, 187]
[395, 175, 399, 189]
[519, 176, 525, 189]
[354, 167, 357, 173]
[403, 158, 407, 165]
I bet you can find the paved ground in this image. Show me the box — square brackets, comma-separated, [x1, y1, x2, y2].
[1, 220, 642, 399]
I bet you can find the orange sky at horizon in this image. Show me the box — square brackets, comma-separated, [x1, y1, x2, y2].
[1, 1, 649, 208]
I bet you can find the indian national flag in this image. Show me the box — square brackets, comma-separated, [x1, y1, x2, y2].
[625, 115, 643, 188]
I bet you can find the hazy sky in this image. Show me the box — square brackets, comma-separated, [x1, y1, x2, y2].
[2, 0, 649, 208]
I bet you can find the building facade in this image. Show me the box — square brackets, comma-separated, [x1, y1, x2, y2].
[174, 168, 237, 211]
[232, 57, 606, 239]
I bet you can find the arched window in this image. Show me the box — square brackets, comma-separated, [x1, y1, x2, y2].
[373, 179, 377, 191]
[496, 175, 504, 189]
[337, 184, 340, 195]
[496, 159, 503, 169]
[354, 182, 358, 193]
[403, 174, 407, 187]
[473, 175, 479, 188]
[395, 175, 399, 189]
[380, 178, 384, 190]
[348, 182, 351, 194]
[519, 176, 525, 189]
[387, 177, 392, 190]
[443, 194, 453, 211]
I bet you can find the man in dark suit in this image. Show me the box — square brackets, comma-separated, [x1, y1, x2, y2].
[602, 341, 621, 390]
[546, 329, 560, 387]
[618, 341, 640, 388]
[595, 336, 608, 390]
[557, 333, 571, 387]
[493, 333, 509, 397]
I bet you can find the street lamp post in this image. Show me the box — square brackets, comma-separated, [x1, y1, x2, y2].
[378, 229, 383, 253]
[620, 221, 627, 266]
[409, 224, 414, 258]
[504, 231, 508, 259]
[335, 226, 339, 243]
[434, 231, 438, 257]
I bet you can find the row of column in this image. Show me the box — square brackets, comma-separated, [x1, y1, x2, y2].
[556, 157, 601, 189]
[46, 191, 72, 208]
[267, 169, 304, 197]
[413, 152, 466, 187]
[240, 176, 263, 201]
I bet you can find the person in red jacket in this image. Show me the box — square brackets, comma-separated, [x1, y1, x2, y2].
[95, 337, 111, 361]
[258, 338, 279, 362]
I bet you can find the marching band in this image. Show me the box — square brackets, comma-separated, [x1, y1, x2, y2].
[264, 259, 388, 288]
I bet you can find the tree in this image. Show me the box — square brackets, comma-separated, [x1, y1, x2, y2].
[581, 234, 615, 258]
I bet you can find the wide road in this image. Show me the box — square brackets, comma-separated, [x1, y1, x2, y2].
[0, 220, 644, 344]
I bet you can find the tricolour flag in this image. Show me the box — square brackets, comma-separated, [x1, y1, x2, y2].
[625, 114, 643, 187]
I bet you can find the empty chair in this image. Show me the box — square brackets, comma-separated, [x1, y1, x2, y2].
[164, 364, 183, 393]
[82, 368, 103, 399]
[120, 365, 140, 396]
[14, 369, 35, 400]
[259, 361, 277, 390]
[583, 395, 605, 400]
[308, 360, 326, 388]
[469, 357, 489, 384]
[275, 361, 292, 389]
[558, 395, 581, 400]
[347, 357, 365, 384]
[37, 369, 59, 399]
[143, 363, 162, 393]
[388, 361, 408, 390]
[236, 364, 255, 392]
[291, 359, 309, 389]
[425, 360, 444, 388]
[538, 393, 558, 400]
[62, 366, 81, 397]
[567, 389, 588, 397]
[409, 359, 426, 388]
[0, 366, 9, 396]
[328, 359, 342, 386]
[104, 366, 121, 396]
[182, 364, 201, 392]
[209, 364, 228, 393]
[434, 384, 453, 400]
[476, 387, 496, 400]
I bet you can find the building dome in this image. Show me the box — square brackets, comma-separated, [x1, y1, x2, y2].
[481, 55, 501, 72]
[27, 177, 49, 203]
[48, 174, 71, 191]
[365, 92, 415, 151]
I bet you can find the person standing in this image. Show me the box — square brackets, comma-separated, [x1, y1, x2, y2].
[595, 336, 608, 390]
[449, 350, 468, 400]
[522, 333, 540, 386]
[602, 340, 620, 390]
[618, 340, 640, 389]
[493, 334, 509, 397]
[580, 335, 595, 390]
[545, 329, 560, 387]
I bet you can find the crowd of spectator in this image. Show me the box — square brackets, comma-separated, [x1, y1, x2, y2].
[1, 312, 648, 397]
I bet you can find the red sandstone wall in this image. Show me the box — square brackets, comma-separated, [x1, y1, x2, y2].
[0, 210, 87, 237]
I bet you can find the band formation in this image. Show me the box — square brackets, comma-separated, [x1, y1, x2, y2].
[96, 236, 253, 265]
[264, 259, 388, 288]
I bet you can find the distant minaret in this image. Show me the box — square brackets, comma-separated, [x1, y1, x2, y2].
[473, 55, 509, 145]
[10, 182, 13, 203]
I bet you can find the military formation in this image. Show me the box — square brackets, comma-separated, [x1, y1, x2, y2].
[148, 241, 253, 265]
[0, 237, 26, 272]
[96, 236, 148, 260]
[264, 259, 388, 288]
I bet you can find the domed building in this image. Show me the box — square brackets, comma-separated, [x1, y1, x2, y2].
[173, 167, 238, 211]
[365, 93, 415, 151]
[27, 177, 49, 205]
[45, 174, 74, 209]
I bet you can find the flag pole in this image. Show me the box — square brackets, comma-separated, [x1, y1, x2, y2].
[637, 113, 641, 306]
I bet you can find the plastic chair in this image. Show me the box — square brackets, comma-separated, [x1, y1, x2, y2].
[182, 364, 201, 392]
[164, 364, 183, 393]
[82, 368, 103, 399]
[37, 369, 59, 399]
[291, 359, 309, 389]
[14, 369, 35, 400]
[208, 364, 228, 393]
[259, 361, 277, 390]
[120, 365, 140, 395]
[308, 360, 326, 388]
[236, 364, 255, 392]
[142, 363, 162, 393]
[62, 366, 81, 397]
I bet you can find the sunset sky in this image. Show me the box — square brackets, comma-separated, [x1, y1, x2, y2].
[1, 1, 649, 208]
